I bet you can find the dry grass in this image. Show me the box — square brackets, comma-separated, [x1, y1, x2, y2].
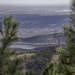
[52, 55, 59, 64]
[10, 52, 35, 60]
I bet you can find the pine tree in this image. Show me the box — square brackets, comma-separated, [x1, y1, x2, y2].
[0, 16, 20, 75]
[57, 0, 75, 74]
[42, 61, 58, 75]
[42, 0, 75, 75]
[25, 70, 36, 75]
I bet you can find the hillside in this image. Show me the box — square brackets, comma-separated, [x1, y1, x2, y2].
[0, 14, 69, 38]
[18, 33, 66, 46]
[15, 46, 56, 75]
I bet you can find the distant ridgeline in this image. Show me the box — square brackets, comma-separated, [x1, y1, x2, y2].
[18, 33, 66, 47]
[0, 14, 69, 49]
[0, 14, 70, 37]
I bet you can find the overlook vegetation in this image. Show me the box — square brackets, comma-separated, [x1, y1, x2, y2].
[42, 0, 75, 75]
[0, 15, 56, 75]
[0, 0, 75, 75]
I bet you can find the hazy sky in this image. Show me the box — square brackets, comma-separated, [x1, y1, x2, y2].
[0, 0, 71, 6]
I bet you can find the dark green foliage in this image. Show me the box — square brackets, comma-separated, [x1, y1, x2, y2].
[64, 25, 75, 64]
[42, 0, 75, 75]
[25, 70, 36, 75]
[42, 61, 55, 75]
[42, 61, 59, 75]
[0, 16, 19, 75]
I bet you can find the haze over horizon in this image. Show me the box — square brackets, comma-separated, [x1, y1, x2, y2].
[0, 0, 71, 43]
[0, 0, 71, 6]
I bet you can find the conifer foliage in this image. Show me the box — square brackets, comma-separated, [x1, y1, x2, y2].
[42, 0, 75, 75]
[0, 16, 20, 75]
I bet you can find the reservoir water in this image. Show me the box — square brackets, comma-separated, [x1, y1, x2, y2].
[9, 45, 35, 50]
